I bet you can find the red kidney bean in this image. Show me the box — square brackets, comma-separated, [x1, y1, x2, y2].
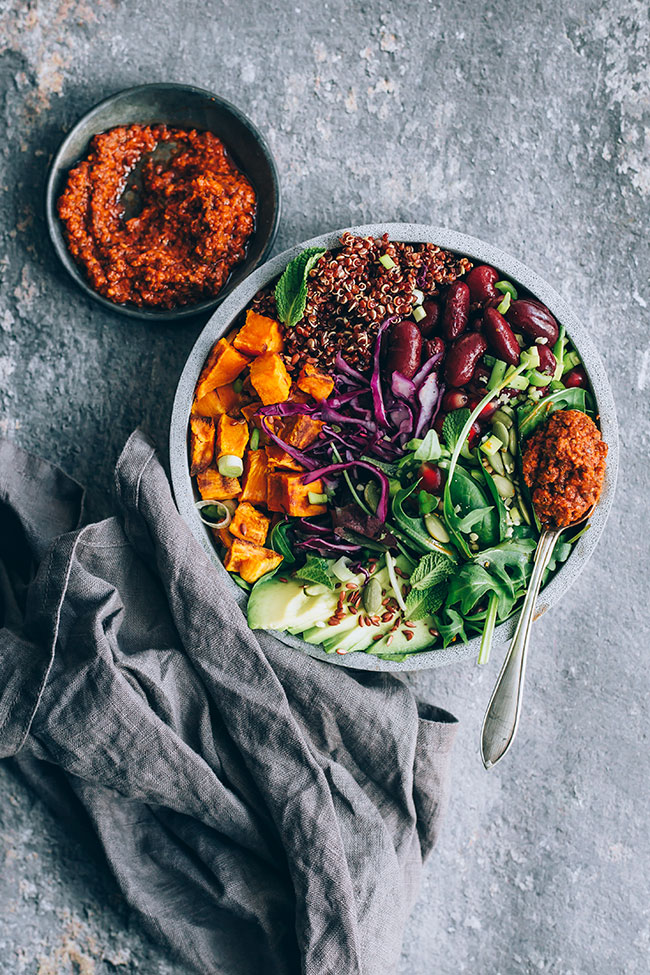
[473, 363, 491, 385]
[537, 343, 557, 375]
[483, 307, 521, 366]
[424, 336, 445, 361]
[564, 365, 588, 389]
[441, 281, 470, 340]
[433, 413, 446, 436]
[420, 463, 444, 494]
[465, 265, 499, 303]
[444, 332, 488, 387]
[467, 421, 482, 449]
[507, 298, 559, 345]
[416, 300, 440, 337]
[387, 321, 422, 379]
[442, 389, 469, 412]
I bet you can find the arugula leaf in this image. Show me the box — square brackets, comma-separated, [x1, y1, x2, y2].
[274, 248, 326, 328]
[445, 563, 497, 616]
[434, 607, 468, 648]
[410, 551, 456, 590]
[442, 408, 471, 450]
[405, 582, 447, 620]
[478, 462, 508, 543]
[446, 467, 499, 553]
[517, 387, 591, 440]
[413, 429, 442, 462]
[269, 520, 296, 564]
[295, 555, 336, 590]
[476, 538, 537, 598]
[392, 481, 457, 557]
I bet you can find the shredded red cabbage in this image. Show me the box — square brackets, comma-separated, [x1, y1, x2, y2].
[412, 345, 444, 388]
[259, 416, 321, 470]
[370, 317, 400, 428]
[335, 352, 368, 385]
[414, 371, 441, 438]
[391, 371, 416, 401]
[302, 460, 390, 522]
[296, 537, 363, 555]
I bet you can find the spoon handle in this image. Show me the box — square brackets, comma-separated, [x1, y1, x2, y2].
[480, 528, 560, 769]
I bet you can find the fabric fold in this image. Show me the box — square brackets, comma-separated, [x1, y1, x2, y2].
[0, 431, 457, 975]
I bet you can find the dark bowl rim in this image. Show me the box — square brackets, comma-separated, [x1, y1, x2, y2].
[44, 82, 281, 323]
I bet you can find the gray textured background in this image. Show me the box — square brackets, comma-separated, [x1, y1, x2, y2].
[1, 1, 648, 973]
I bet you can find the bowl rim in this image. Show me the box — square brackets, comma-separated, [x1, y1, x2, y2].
[169, 222, 619, 672]
[44, 82, 281, 322]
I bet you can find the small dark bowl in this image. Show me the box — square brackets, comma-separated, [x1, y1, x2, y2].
[45, 83, 281, 322]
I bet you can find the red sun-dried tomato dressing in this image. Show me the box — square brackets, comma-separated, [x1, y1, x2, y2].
[57, 124, 257, 309]
[522, 409, 607, 529]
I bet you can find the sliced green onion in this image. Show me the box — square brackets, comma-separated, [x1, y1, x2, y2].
[483, 354, 496, 367]
[218, 454, 244, 478]
[480, 435, 504, 457]
[496, 292, 511, 315]
[308, 491, 328, 505]
[562, 350, 581, 374]
[488, 359, 507, 390]
[519, 346, 540, 370]
[552, 324, 566, 379]
[526, 369, 553, 387]
[495, 280, 518, 300]
[195, 499, 233, 528]
[249, 428, 260, 450]
[379, 254, 396, 270]
[412, 305, 427, 323]
[478, 592, 499, 665]
[331, 557, 356, 583]
[233, 378, 244, 393]
[412, 288, 425, 306]
[385, 550, 408, 614]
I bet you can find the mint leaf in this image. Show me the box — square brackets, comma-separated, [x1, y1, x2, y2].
[274, 248, 326, 329]
[295, 555, 336, 590]
[409, 551, 455, 591]
[442, 408, 471, 450]
[405, 582, 446, 620]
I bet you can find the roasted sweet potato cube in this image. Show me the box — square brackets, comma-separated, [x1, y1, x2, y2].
[216, 415, 249, 459]
[229, 502, 270, 546]
[216, 383, 243, 414]
[195, 339, 250, 399]
[265, 444, 305, 472]
[189, 416, 215, 475]
[297, 363, 335, 400]
[192, 390, 225, 418]
[267, 472, 286, 513]
[224, 538, 283, 584]
[240, 449, 268, 505]
[249, 352, 291, 405]
[233, 309, 284, 356]
[279, 473, 327, 517]
[241, 401, 263, 425]
[282, 414, 324, 449]
[212, 527, 234, 549]
[196, 467, 241, 501]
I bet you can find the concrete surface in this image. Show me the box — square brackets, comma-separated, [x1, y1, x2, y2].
[0, 0, 648, 972]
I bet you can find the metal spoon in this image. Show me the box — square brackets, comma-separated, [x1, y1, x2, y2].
[480, 507, 593, 769]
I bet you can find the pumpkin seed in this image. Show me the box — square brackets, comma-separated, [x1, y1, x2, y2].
[493, 474, 516, 499]
[517, 496, 532, 525]
[502, 449, 516, 474]
[489, 451, 506, 476]
[424, 513, 451, 543]
[492, 419, 510, 447]
[491, 408, 514, 429]
[362, 577, 383, 616]
[509, 426, 517, 454]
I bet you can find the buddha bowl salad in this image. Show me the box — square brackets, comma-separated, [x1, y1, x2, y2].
[188, 234, 595, 663]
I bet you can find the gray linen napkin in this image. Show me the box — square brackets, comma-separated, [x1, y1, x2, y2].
[0, 430, 457, 975]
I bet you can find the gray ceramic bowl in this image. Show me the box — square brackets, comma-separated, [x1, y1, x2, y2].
[169, 224, 618, 671]
[45, 83, 280, 321]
